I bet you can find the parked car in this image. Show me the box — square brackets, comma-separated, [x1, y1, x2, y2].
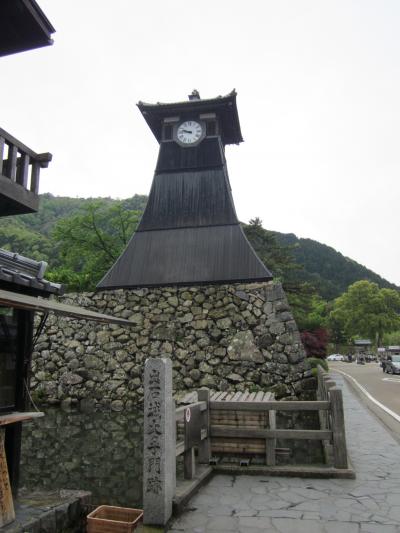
[327, 354, 344, 361]
[384, 355, 400, 374]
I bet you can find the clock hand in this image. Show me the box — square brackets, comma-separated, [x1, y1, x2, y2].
[182, 129, 192, 134]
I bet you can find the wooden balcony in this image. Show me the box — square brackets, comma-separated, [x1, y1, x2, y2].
[0, 128, 51, 217]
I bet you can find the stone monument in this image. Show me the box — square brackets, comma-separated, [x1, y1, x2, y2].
[143, 357, 175, 525]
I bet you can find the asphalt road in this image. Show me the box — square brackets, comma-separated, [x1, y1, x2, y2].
[329, 360, 400, 439]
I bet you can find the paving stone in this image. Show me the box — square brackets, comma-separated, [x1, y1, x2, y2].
[207, 530, 239, 533]
[368, 513, 398, 525]
[292, 488, 329, 500]
[205, 516, 238, 530]
[387, 494, 400, 505]
[277, 489, 308, 505]
[191, 494, 219, 506]
[388, 507, 400, 521]
[220, 494, 243, 505]
[249, 496, 288, 511]
[238, 516, 273, 529]
[174, 512, 208, 528]
[234, 509, 259, 517]
[360, 524, 400, 533]
[207, 505, 237, 517]
[300, 512, 320, 520]
[272, 517, 325, 533]
[239, 528, 278, 533]
[324, 522, 360, 533]
[258, 509, 303, 519]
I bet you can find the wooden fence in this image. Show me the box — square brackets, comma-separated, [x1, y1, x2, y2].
[175, 368, 348, 478]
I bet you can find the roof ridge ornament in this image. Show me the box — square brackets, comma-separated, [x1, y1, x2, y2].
[188, 89, 200, 101]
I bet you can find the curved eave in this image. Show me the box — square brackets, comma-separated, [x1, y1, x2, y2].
[137, 90, 243, 145]
[97, 225, 273, 290]
[0, 0, 55, 57]
[98, 276, 272, 292]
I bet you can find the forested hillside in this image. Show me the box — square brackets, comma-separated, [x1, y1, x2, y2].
[0, 193, 397, 300]
[0, 194, 147, 266]
[274, 232, 398, 299]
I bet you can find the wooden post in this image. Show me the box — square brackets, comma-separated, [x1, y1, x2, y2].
[321, 379, 335, 425]
[330, 387, 348, 469]
[0, 429, 15, 527]
[143, 358, 176, 526]
[30, 162, 40, 193]
[197, 389, 211, 465]
[8, 145, 18, 182]
[184, 447, 195, 479]
[320, 378, 336, 465]
[0, 136, 4, 175]
[17, 153, 30, 188]
[266, 409, 276, 466]
[316, 366, 326, 399]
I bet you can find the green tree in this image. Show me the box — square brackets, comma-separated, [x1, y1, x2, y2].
[243, 218, 298, 280]
[47, 201, 140, 291]
[383, 330, 400, 346]
[329, 280, 400, 346]
[285, 284, 328, 331]
[243, 218, 329, 333]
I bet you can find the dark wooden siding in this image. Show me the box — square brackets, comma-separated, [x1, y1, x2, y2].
[156, 138, 225, 172]
[97, 225, 272, 289]
[138, 168, 237, 231]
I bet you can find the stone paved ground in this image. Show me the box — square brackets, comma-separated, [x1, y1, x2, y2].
[167, 375, 400, 532]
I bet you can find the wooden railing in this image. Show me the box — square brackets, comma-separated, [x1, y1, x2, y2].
[316, 366, 348, 469]
[175, 390, 210, 480]
[0, 127, 51, 195]
[208, 370, 347, 469]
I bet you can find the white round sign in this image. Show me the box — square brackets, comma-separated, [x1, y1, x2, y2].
[185, 407, 191, 423]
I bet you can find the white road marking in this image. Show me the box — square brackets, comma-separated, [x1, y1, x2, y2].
[334, 369, 400, 424]
[382, 377, 400, 383]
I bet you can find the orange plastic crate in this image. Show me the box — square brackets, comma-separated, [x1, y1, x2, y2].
[87, 505, 143, 533]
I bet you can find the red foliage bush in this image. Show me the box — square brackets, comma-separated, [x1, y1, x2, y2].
[300, 328, 329, 358]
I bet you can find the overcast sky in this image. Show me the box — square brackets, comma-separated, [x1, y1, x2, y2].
[2, 1, 400, 286]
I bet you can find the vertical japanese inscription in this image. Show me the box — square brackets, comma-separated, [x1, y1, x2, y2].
[145, 367, 162, 495]
[143, 357, 175, 526]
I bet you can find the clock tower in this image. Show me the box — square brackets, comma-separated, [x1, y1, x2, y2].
[98, 90, 272, 289]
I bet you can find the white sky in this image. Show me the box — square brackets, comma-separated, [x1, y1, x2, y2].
[1, 1, 400, 286]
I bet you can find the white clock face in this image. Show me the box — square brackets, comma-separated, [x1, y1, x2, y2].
[177, 121, 203, 145]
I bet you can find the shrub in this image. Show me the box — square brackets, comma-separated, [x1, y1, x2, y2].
[307, 357, 329, 375]
[301, 328, 329, 358]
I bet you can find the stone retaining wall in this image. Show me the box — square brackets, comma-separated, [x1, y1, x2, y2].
[31, 281, 314, 409]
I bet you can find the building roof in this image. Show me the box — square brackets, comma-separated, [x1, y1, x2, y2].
[97, 224, 272, 290]
[0, 289, 136, 326]
[0, 248, 62, 295]
[0, 0, 55, 57]
[137, 90, 243, 145]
